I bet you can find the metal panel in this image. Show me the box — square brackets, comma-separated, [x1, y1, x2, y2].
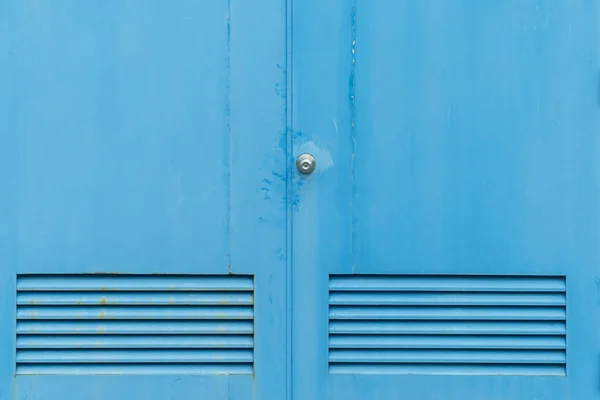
[292, 0, 600, 399]
[0, 0, 287, 398]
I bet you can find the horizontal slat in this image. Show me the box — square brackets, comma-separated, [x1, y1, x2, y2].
[17, 306, 253, 320]
[17, 275, 254, 292]
[17, 349, 253, 364]
[329, 321, 566, 335]
[17, 320, 253, 335]
[329, 275, 565, 292]
[329, 363, 565, 376]
[17, 291, 254, 305]
[17, 335, 254, 349]
[329, 306, 565, 321]
[329, 349, 565, 364]
[329, 292, 566, 306]
[329, 335, 566, 349]
[17, 363, 253, 375]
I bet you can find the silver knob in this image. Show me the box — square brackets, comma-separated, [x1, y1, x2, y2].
[296, 153, 316, 174]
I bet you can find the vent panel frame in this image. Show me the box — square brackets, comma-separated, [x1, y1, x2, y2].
[16, 274, 255, 375]
[328, 274, 567, 376]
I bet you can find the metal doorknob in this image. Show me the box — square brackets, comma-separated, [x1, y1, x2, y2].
[296, 154, 316, 174]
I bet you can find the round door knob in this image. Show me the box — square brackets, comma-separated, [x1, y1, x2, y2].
[296, 153, 316, 174]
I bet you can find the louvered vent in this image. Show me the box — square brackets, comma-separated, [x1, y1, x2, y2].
[16, 274, 254, 375]
[328, 274, 566, 376]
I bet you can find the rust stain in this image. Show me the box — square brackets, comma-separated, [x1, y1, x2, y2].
[99, 310, 106, 319]
[100, 296, 107, 305]
[252, 368, 256, 400]
[217, 296, 230, 306]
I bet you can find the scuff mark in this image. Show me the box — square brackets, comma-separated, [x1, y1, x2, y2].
[274, 82, 285, 98]
[272, 171, 286, 182]
[260, 178, 272, 200]
[332, 119, 338, 134]
[296, 141, 334, 171]
[260, 187, 271, 200]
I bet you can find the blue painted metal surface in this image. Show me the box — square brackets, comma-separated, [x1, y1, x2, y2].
[0, 1, 286, 399]
[292, 1, 600, 399]
[2, 1, 600, 399]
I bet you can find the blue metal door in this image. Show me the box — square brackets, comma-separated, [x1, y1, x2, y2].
[292, 1, 600, 399]
[3, 1, 600, 399]
[0, 1, 287, 399]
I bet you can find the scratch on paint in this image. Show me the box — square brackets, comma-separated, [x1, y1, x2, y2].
[332, 119, 338, 133]
[170, 377, 181, 388]
[350, 6, 357, 273]
[260, 178, 272, 200]
[226, 0, 232, 270]
[272, 171, 286, 182]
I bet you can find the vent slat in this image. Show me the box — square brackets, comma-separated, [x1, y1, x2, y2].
[329, 349, 566, 364]
[17, 275, 254, 291]
[329, 306, 565, 320]
[329, 335, 566, 349]
[16, 274, 255, 375]
[17, 349, 254, 364]
[328, 274, 566, 376]
[17, 292, 254, 305]
[17, 306, 254, 320]
[329, 292, 566, 306]
[17, 363, 253, 375]
[18, 320, 254, 335]
[329, 275, 566, 292]
[329, 320, 566, 335]
[17, 335, 254, 349]
[329, 363, 566, 376]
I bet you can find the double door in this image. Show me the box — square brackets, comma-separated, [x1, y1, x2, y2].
[1, 1, 598, 399]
